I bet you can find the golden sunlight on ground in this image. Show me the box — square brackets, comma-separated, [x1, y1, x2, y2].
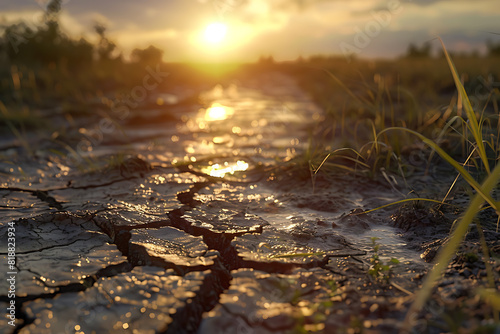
[203, 22, 227, 44]
[196, 103, 234, 130]
[204, 103, 233, 121]
[202, 160, 249, 178]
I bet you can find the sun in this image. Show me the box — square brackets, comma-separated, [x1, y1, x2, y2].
[204, 22, 227, 43]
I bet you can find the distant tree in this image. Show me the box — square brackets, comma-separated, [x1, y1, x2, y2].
[405, 42, 432, 58]
[3, 21, 60, 66]
[308, 55, 326, 63]
[94, 23, 118, 62]
[130, 45, 163, 65]
[2, 22, 31, 61]
[486, 39, 500, 57]
[0, 31, 8, 66]
[45, 0, 62, 19]
[1, 0, 94, 69]
[437, 48, 457, 59]
[43, 0, 62, 42]
[470, 49, 480, 58]
[63, 38, 94, 68]
[257, 55, 274, 64]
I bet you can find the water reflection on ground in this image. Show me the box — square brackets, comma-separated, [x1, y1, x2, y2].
[0, 72, 433, 333]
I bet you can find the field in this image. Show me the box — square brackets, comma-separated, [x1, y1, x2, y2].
[0, 13, 500, 333]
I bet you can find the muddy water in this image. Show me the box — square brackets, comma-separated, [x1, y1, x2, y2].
[174, 73, 424, 264]
[0, 72, 428, 333]
[184, 74, 322, 163]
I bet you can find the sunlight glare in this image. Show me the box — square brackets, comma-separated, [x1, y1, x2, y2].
[205, 103, 233, 121]
[204, 22, 227, 43]
[202, 160, 249, 178]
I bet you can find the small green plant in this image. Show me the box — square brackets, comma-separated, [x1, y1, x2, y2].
[463, 251, 479, 263]
[292, 279, 338, 334]
[368, 237, 400, 282]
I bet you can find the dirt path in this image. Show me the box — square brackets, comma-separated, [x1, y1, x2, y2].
[0, 72, 498, 333]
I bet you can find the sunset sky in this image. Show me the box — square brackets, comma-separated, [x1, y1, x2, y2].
[1, 0, 499, 62]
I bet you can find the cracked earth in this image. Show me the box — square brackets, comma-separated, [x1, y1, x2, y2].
[1, 72, 499, 333]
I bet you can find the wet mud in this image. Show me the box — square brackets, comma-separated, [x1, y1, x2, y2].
[1, 72, 499, 333]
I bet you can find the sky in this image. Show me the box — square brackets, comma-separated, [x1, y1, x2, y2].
[0, 0, 499, 62]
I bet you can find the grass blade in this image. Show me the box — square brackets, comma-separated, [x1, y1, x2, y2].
[477, 288, 500, 311]
[438, 37, 491, 174]
[378, 127, 499, 212]
[357, 198, 451, 215]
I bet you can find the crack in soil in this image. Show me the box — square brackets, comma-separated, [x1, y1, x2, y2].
[0, 188, 64, 210]
[5, 261, 133, 334]
[0, 237, 98, 255]
[6, 167, 372, 333]
[161, 259, 232, 334]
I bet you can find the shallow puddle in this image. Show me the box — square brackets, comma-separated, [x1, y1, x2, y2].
[174, 75, 427, 267]
[260, 204, 425, 264]
[179, 75, 323, 165]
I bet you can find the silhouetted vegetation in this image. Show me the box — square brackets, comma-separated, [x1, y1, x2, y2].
[487, 39, 500, 57]
[0, 0, 498, 114]
[405, 41, 432, 58]
[1, 0, 93, 69]
[0, 0, 171, 107]
[131, 45, 164, 66]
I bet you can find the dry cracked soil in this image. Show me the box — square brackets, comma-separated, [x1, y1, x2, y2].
[0, 72, 499, 333]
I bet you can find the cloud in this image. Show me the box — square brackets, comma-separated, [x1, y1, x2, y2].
[1, 0, 498, 61]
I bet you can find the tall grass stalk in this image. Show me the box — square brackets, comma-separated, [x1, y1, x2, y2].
[439, 38, 491, 174]
[379, 127, 499, 210]
[0, 102, 33, 156]
[398, 39, 500, 329]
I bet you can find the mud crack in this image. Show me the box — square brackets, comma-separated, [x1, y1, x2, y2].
[6, 261, 132, 334]
[0, 188, 63, 210]
[161, 260, 232, 334]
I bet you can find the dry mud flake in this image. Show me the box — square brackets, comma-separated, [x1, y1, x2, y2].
[0, 213, 127, 297]
[0, 190, 57, 224]
[182, 204, 269, 234]
[233, 226, 356, 268]
[90, 210, 170, 233]
[192, 183, 280, 213]
[200, 267, 413, 333]
[52, 172, 189, 214]
[20, 267, 209, 334]
[182, 183, 274, 234]
[199, 268, 340, 334]
[128, 226, 220, 273]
